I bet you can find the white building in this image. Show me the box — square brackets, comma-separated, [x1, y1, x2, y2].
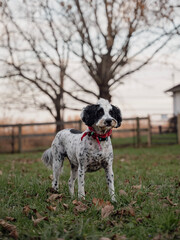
[166, 84, 180, 116]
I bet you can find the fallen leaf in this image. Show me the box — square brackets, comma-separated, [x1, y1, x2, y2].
[32, 209, 43, 219]
[32, 215, 48, 226]
[114, 206, 135, 218]
[47, 205, 57, 211]
[23, 205, 31, 216]
[47, 194, 63, 202]
[72, 199, 80, 205]
[5, 217, 16, 222]
[132, 184, 144, 190]
[166, 196, 177, 206]
[129, 201, 137, 206]
[74, 201, 88, 213]
[92, 198, 111, 210]
[120, 158, 125, 162]
[119, 190, 128, 196]
[0, 219, 18, 239]
[0, 170, 2, 175]
[127, 206, 135, 217]
[63, 203, 69, 210]
[101, 205, 114, 219]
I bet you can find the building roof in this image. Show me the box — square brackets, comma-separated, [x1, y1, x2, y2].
[165, 84, 180, 93]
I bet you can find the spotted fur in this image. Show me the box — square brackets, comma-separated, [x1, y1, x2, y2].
[42, 98, 122, 202]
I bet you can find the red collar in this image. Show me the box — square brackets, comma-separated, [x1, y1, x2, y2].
[81, 126, 112, 150]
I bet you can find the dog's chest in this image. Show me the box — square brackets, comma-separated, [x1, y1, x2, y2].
[85, 152, 108, 172]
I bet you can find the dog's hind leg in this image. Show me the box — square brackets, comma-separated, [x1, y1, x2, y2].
[68, 164, 78, 197]
[52, 144, 65, 191]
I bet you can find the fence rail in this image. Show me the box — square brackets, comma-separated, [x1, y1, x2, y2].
[0, 117, 152, 153]
[0, 115, 179, 153]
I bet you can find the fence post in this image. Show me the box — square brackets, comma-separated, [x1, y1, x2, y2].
[147, 115, 152, 147]
[18, 124, 22, 153]
[178, 114, 180, 145]
[79, 120, 82, 131]
[11, 127, 15, 153]
[136, 117, 140, 147]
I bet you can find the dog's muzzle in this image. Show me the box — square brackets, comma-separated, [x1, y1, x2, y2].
[105, 118, 113, 126]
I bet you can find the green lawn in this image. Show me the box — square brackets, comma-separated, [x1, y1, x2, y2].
[0, 145, 180, 240]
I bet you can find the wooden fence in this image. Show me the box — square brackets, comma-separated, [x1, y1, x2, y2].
[0, 117, 154, 153]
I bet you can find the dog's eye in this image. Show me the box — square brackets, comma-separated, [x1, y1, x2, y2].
[97, 108, 104, 118]
[109, 109, 114, 117]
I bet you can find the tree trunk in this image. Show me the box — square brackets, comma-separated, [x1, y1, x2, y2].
[98, 84, 112, 102]
[55, 96, 64, 133]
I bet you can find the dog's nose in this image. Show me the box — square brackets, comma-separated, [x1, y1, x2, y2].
[105, 118, 112, 126]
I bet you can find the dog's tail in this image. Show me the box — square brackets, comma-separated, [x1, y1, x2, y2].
[42, 148, 53, 168]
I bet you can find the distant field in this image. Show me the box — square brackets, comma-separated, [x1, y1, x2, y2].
[0, 145, 180, 240]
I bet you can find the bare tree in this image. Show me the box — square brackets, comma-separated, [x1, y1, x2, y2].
[0, 0, 91, 131]
[60, 0, 180, 102]
[0, 0, 179, 128]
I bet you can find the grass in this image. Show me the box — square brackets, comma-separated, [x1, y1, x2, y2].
[0, 144, 180, 240]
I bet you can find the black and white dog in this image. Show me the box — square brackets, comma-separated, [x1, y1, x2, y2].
[42, 98, 122, 202]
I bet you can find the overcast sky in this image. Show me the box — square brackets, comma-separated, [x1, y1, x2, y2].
[1, 56, 180, 123]
[1, 1, 180, 123]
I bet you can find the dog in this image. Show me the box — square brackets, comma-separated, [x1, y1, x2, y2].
[42, 98, 122, 202]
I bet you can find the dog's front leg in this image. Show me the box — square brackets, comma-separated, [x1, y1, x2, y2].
[105, 163, 116, 202]
[78, 164, 85, 200]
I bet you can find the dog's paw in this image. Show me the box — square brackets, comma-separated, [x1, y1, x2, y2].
[78, 193, 85, 201]
[111, 195, 117, 203]
[52, 181, 59, 191]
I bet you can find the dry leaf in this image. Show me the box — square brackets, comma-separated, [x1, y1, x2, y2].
[72, 199, 80, 205]
[132, 184, 144, 190]
[0, 219, 18, 239]
[63, 203, 69, 210]
[101, 205, 114, 219]
[92, 198, 111, 209]
[119, 190, 127, 196]
[47, 194, 63, 202]
[0, 170, 2, 175]
[5, 217, 16, 222]
[23, 205, 31, 216]
[33, 210, 43, 219]
[47, 205, 57, 211]
[115, 206, 135, 218]
[166, 196, 177, 206]
[74, 201, 88, 213]
[32, 215, 48, 226]
[129, 201, 137, 206]
[128, 207, 135, 217]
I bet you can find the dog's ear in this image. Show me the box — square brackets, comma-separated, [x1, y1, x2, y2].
[110, 105, 122, 128]
[81, 104, 99, 126]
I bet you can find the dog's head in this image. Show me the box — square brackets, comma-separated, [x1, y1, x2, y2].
[81, 98, 122, 133]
